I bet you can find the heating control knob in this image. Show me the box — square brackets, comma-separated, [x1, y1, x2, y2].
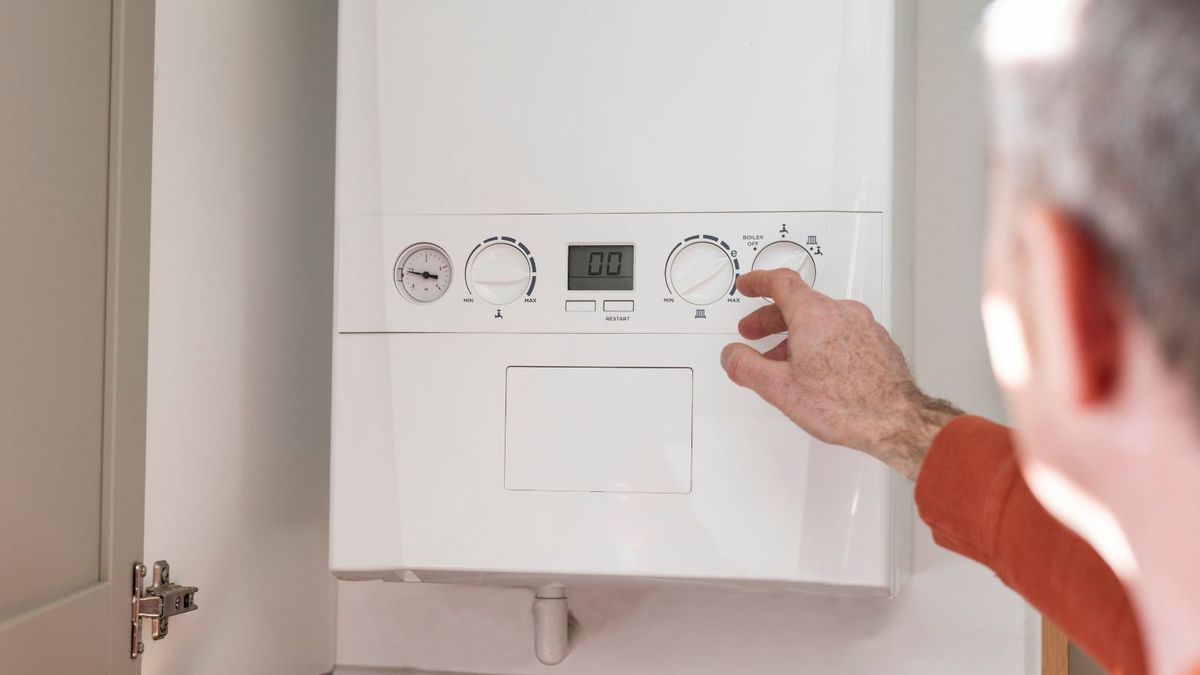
[469, 242, 532, 305]
[668, 241, 736, 305]
[752, 240, 817, 287]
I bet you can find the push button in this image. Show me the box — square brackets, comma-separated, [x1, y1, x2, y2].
[566, 300, 596, 312]
[603, 300, 634, 313]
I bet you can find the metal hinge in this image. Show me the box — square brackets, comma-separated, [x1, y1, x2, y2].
[130, 561, 199, 659]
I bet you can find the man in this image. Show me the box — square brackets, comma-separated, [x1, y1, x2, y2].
[720, 0, 1200, 673]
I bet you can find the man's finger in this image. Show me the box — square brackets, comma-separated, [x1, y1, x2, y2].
[721, 343, 789, 407]
[736, 269, 814, 314]
[738, 304, 788, 340]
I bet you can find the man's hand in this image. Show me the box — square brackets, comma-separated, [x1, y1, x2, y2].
[720, 269, 960, 480]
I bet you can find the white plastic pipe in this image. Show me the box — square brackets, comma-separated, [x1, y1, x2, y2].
[533, 585, 570, 666]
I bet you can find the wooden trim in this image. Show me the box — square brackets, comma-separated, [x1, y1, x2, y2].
[1043, 618, 1071, 675]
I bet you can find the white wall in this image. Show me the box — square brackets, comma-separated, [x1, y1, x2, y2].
[143, 2, 339, 673]
[334, 1, 1032, 674]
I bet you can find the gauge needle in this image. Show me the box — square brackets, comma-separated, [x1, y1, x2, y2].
[406, 269, 439, 280]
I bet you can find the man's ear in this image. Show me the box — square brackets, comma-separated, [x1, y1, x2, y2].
[1041, 210, 1124, 405]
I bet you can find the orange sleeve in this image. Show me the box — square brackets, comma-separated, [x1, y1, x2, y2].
[915, 415, 1147, 675]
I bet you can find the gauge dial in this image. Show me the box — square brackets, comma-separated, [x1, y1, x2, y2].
[394, 243, 453, 303]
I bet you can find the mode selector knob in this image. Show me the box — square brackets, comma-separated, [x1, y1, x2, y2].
[668, 241, 736, 305]
[469, 242, 532, 305]
[751, 240, 817, 287]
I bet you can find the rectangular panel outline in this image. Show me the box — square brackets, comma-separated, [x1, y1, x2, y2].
[336, 210, 885, 336]
[564, 300, 597, 312]
[603, 300, 635, 313]
[503, 365, 694, 495]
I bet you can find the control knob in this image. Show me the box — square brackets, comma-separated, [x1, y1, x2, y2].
[667, 241, 736, 305]
[469, 242, 532, 305]
[751, 240, 817, 287]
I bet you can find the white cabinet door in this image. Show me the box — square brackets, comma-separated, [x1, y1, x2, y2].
[0, 1, 155, 673]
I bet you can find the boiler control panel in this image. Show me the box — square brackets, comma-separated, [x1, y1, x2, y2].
[337, 211, 883, 335]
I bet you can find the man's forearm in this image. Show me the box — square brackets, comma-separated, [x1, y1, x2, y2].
[877, 392, 962, 481]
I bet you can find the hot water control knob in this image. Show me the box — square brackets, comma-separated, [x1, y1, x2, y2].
[667, 241, 736, 305]
[751, 240, 817, 287]
[468, 242, 532, 305]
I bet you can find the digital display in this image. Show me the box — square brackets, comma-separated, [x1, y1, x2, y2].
[568, 245, 634, 291]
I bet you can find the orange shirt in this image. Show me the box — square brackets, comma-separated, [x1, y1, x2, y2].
[915, 416, 1148, 674]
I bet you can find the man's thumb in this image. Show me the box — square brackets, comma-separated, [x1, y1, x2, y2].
[721, 343, 786, 404]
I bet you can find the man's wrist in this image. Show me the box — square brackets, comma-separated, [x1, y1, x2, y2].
[878, 391, 962, 481]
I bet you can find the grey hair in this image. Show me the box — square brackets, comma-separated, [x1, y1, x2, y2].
[983, 0, 1200, 397]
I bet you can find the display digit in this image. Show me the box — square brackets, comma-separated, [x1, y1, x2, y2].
[588, 252, 604, 276]
[606, 252, 622, 276]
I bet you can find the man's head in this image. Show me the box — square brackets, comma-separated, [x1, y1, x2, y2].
[980, 0, 1200, 574]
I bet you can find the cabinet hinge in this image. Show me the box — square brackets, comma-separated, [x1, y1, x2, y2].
[130, 560, 199, 659]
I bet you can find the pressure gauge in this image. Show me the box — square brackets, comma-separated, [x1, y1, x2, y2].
[394, 243, 453, 303]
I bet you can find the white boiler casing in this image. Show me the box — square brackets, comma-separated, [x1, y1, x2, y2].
[332, 0, 915, 596]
